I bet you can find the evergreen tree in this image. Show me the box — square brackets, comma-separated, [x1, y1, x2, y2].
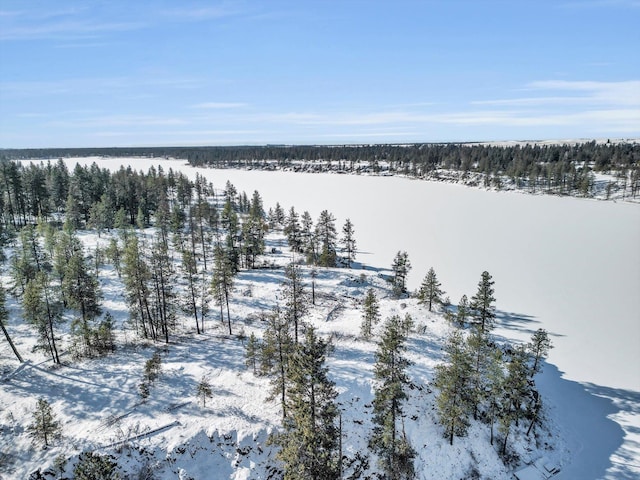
[283, 207, 302, 253]
[245, 332, 261, 374]
[301, 211, 316, 263]
[370, 315, 415, 479]
[466, 326, 492, 420]
[361, 288, 380, 340]
[434, 329, 473, 445]
[315, 210, 338, 267]
[391, 251, 411, 296]
[263, 309, 293, 420]
[196, 375, 213, 407]
[527, 328, 552, 377]
[211, 244, 235, 335]
[276, 327, 340, 479]
[149, 233, 176, 344]
[499, 345, 531, 455]
[485, 348, 505, 446]
[281, 263, 309, 343]
[241, 215, 266, 269]
[143, 351, 162, 384]
[456, 294, 470, 327]
[9, 225, 42, 297]
[341, 218, 357, 268]
[23, 272, 62, 364]
[470, 271, 496, 333]
[64, 241, 103, 357]
[73, 452, 119, 480]
[121, 235, 154, 339]
[104, 237, 122, 278]
[28, 398, 61, 447]
[87, 195, 113, 237]
[417, 267, 444, 312]
[273, 202, 286, 226]
[179, 238, 203, 334]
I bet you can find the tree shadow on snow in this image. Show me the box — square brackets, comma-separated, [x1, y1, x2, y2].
[494, 309, 566, 339]
[537, 363, 639, 479]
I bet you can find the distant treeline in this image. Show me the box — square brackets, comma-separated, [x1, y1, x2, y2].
[2, 141, 639, 197]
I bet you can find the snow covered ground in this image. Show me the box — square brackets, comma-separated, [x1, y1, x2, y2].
[9, 156, 640, 478]
[2, 229, 562, 479]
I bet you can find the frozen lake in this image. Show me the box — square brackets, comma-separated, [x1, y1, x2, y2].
[50, 156, 640, 477]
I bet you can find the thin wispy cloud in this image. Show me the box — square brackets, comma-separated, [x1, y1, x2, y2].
[0, 76, 202, 98]
[473, 80, 640, 108]
[0, 19, 146, 41]
[47, 115, 189, 129]
[161, 6, 243, 21]
[191, 102, 249, 109]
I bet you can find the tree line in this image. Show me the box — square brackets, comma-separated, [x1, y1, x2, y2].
[3, 140, 638, 199]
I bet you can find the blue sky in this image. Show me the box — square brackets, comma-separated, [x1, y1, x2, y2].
[1, 0, 638, 148]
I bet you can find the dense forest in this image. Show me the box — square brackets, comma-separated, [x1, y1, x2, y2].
[2, 140, 639, 199]
[0, 159, 556, 478]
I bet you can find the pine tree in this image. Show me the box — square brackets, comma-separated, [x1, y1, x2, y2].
[361, 288, 380, 340]
[23, 272, 62, 364]
[283, 207, 302, 253]
[434, 329, 473, 445]
[470, 271, 496, 333]
[499, 345, 531, 455]
[276, 327, 340, 479]
[485, 347, 505, 446]
[73, 452, 119, 480]
[391, 251, 411, 296]
[121, 234, 154, 340]
[528, 328, 552, 377]
[104, 238, 122, 277]
[281, 263, 309, 343]
[263, 309, 293, 420]
[417, 267, 444, 312]
[245, 332, 261, 374]
[196, 375, 213, 408]
[341, 218, 357, 268]
[28, 398, 61, 447]
[9, 225, 42, 297]
[301, 211, 316, 264]
[456, 294, 470, 327]
[273, 202, 286, 226]
[62, 239, 102, 357]
[315, 210, 337, 267]
[211, 244, 235, 335]
[241, 215, 266, 269]
[466, 326, 492, 420]
[370, 315, 415, 479]
[143, 351, 162, 384]
[179, 236, 202, 334]
[149, 233, 176, 344]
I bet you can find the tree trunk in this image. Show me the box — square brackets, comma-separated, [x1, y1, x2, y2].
[0, 321, 23, 362]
